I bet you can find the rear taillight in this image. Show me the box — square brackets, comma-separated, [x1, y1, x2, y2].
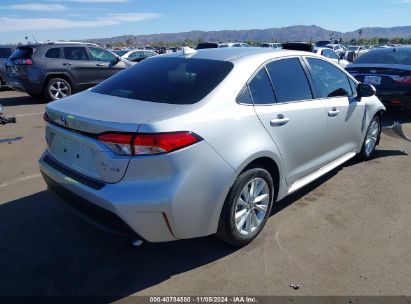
[97, 133, 133, 155]
[14, 58, 33, 65]
[393, 76, 411, 85]
[98, 132, 201, 156]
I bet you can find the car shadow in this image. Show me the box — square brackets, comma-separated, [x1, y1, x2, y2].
[0, 93, 45, 107]
[382, 108, 411, 127]
[271, 148, 407, 214]
[0, 191, 237, 302]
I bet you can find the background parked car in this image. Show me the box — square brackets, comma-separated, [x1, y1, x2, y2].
[5, 42, 131, 101]
[314, 47, 350, 68]
[218, 42, 250, 48]
[324, 44, 347, 59]
[260, 43, 282, 49]
[346, 46, 411, 111]
[112, 49, 133, 57]
[0, 46, 15, 90]
[345, 45, 368, 62]
[121, 50, 157, 62]
[196, 42, 221, 49]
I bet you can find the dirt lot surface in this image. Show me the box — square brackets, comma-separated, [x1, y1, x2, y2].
[0, 90, 410, 300]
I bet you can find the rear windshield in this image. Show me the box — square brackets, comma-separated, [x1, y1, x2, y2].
[0, 48, 13, 58]
[10, 47, 33, 60]
[354, 48, 411, 65]
[91, 57, 234, 104]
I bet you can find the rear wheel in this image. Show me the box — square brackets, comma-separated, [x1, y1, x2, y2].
[216, 168, 274, 247]
[359, 116, 380, 160]
[44, 78, 71, 101]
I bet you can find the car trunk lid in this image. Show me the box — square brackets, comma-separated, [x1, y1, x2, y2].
[347, 64, 411, 87]
[45, 91, 179, 183]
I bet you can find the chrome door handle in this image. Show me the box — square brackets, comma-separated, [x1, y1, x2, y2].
[62, 63, 71, 66]
[96, 63, 105, 67]
[270, 115, 290, 126]
[328, 107, 340, 117]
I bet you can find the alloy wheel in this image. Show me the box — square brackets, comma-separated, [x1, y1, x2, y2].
[234, 177, 270, 236]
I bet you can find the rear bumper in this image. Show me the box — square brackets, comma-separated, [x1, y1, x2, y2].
[376, 91, 411, 110]
[42, 171, 138, 236]
[39, 139, 236, 242]
[5, 75, 42, 94]
[40, 153, 177, 242]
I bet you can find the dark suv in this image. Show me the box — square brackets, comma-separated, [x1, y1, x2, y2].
[0, 46, 15, 89]
[6, 42, 130, 101]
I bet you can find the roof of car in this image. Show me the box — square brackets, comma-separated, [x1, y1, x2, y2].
[18, 41, 99, 48]
[162, 47, 316, 62]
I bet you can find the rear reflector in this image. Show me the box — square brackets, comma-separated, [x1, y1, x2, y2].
[98, 132, 201, 156]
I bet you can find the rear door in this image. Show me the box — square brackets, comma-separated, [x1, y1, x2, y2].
[87, 47, 123, 82]
[251, 57, 329, 186]
[305, 57, 364, 159]
[62, 46, 97, 87]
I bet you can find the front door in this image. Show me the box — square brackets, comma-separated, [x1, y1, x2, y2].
[304, 57, 365, 160]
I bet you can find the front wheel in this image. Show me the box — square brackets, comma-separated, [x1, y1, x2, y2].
[359, 116, 381, 160]
[44, 78, 72, 101]
[216, 168, 274, 247]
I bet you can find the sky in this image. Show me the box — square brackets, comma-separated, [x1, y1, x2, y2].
[1, 0, 411, 44]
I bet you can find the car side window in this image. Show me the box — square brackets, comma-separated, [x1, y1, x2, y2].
[248, 68, 276, 104]
[237, 85, 253, 104]
[63, 47, 88, 61]
[306, 58, 353, 98]
[266, 58, 313, 103]
[88, 47, 117, 62]
[129, 51, 143, 59]
[325, 50, 339, 60]
[45, 48, 61, 59]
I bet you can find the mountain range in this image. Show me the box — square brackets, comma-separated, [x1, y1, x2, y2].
[83, 25, 411, 45]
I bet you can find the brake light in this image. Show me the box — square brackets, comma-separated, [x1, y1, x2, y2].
[393, 76, 411, 84]
[14, 58, 33, 65]
[97, 133, 133, 155]
[98, 132, 201, 156]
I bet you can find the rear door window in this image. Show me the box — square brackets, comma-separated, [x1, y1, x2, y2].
[248, 68, 276, 105]
[306, 57, 353, 98]
[63, 47, 88, 61]
[92, 57, 233, 104]
[266, 58, 313, 103]
[45, 48, 61, 59]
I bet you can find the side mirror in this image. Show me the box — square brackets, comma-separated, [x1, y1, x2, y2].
[357, 83, 376, 99]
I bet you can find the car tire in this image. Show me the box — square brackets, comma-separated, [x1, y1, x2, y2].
[359, 116, 381, 160]
[44, 78, 72, 101]
[216, 168, 274, 247]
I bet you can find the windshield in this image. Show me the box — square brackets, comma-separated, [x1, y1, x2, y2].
[354, 48, 411, 65]
[91, 57, 234, 104]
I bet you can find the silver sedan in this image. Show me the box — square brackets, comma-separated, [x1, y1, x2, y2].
[39, 47, 385, 246]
